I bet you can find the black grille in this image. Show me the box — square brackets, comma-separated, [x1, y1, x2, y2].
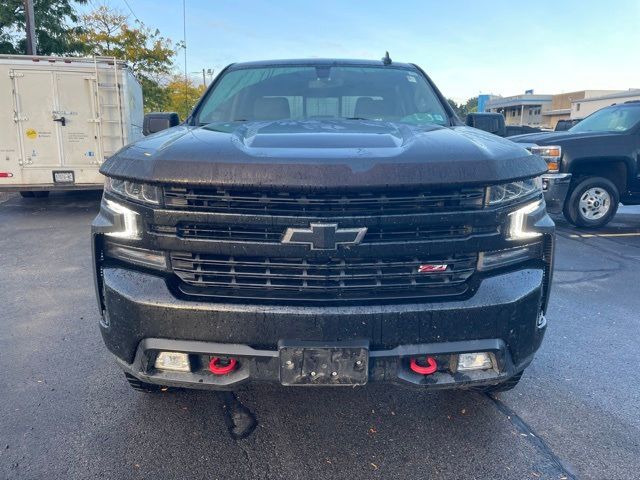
[152, 223, 498, 244]
[163, 186, 486, 216]
[170, 253, 477, 303]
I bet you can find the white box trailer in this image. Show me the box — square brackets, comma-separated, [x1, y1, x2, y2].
[0, 55, 143, 196]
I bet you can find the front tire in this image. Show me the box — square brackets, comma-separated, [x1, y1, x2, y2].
[563, 176, 619, 229]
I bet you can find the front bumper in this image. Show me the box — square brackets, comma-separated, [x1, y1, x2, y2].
[100, 266, 547, 390]
[542, 173, 572, 213]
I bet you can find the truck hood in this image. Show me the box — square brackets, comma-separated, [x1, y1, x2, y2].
[101, 120, 546, 189]
[509, 130, 621, 146]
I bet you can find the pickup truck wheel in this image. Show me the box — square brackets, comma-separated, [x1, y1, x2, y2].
[563, 176, 619, 228]
[19, 191, 34, 198]
[482, 372, 523, 393]
[124, 372, 164, 393]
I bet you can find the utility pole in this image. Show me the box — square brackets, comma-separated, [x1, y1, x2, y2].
[24, 0, 37, 55]
[192, 68, 214, 88]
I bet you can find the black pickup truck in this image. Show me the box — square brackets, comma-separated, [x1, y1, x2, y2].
[92, 58, 553, 395]
[510, 101, 640, 228]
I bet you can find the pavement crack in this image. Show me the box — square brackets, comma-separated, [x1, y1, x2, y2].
[486, 393, 579, 480]
[554, 272, 617, 285]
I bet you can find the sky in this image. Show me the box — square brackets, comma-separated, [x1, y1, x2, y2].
[83, 0, 640, 103]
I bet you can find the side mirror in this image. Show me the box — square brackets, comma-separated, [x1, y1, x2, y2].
[143, 112, 180, 136]
[465, 113, 506, 137]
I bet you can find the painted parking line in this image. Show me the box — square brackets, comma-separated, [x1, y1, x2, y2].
[568, 232, 640, 238]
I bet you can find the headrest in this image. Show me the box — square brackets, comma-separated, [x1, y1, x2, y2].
[253, 97, 291, 121]
[354, 97, 392, 119]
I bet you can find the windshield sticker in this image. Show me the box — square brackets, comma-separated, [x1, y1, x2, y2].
[407, 75, 417, 83]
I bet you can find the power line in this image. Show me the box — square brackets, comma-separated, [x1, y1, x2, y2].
[122, 0, 141, 23]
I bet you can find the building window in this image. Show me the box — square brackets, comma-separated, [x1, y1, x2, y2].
[576, 103, 581, 111]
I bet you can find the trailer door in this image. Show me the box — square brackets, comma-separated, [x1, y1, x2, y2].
[54, 71, 101, 166]
[12, 70, 63, 168]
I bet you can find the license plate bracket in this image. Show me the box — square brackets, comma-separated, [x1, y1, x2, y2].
[279, 340, 369, 386]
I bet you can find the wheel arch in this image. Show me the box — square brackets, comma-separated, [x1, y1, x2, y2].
[567, 157, 630, 195]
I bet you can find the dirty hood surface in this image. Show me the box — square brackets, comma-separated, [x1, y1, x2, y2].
[101, 120, 546, 189]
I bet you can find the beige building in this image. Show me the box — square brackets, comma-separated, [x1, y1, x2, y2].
[542, 91, 619, 128]
[571, 89, 640, 118]
[485, 94, 552, 127]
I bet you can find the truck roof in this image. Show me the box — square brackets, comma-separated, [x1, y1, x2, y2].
[227, 58, 417, 70]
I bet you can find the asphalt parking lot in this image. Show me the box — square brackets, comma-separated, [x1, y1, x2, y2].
[1, 192, 639, 480]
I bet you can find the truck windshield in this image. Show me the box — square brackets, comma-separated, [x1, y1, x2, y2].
[194, 65, 450, 127]
[569, 104, 640, 133]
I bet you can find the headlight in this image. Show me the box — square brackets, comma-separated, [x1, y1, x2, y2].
[507, 199, 544, 240]
[104, 177, 160, 205]
[103, 199, 141, 240]
[530, 145, 561, 172]
[487, 176, 542, 205]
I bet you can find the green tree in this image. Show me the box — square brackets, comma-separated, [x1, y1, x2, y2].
[75, 5, 178, 112]
[140, 77, 170, 113]
[163, 75, 206, 120]
[447, 97, 479, 119]
[465, 96, 478, 114]
[0, 0, 86, 54]
[447, 98, 464, 118]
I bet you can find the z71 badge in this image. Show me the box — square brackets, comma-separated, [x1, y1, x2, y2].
[418, 264, 448, 273]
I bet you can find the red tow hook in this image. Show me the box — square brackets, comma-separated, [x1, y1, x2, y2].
[410, 356, 438, 375]
[208, 357, 238, 375]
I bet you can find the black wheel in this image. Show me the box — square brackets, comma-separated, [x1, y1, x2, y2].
[124, 372, 163, 393]
[19, 191, 35, 198]
[482, 371, 523, 393]
[563, 176, 619, 229]
[32, 191, 50, 198]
